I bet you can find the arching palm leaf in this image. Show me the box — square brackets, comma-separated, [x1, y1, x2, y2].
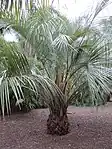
[0, 38, 66, 119]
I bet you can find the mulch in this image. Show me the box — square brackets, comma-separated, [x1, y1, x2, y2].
[1, 105, 112, 149]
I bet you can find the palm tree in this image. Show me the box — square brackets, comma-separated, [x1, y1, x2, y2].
[0, 0, 112, 136]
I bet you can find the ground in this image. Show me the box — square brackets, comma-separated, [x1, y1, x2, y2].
[1, 104, 112, 149]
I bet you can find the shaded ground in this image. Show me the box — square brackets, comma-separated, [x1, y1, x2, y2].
[1, 104, 112, 149]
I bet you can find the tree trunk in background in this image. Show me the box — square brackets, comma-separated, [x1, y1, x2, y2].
[47, 107, 69, 135]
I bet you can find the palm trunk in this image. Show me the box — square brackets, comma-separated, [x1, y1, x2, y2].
[48, 74, 69, 135]
[47, 106, 69, 135]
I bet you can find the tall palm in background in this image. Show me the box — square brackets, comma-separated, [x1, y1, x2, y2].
[0, 0, 112, 135]
[0, 0, 58, 13]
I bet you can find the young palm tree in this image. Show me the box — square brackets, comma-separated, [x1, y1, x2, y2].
[0, 0, 112, 136]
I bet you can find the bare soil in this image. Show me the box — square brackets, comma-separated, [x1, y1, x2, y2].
[1, 104, 112, 149]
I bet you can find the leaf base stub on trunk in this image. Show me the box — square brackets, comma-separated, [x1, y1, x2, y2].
[47, 114, 69, 135]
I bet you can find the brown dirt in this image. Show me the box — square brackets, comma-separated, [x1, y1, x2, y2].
[1, 104, 112, 149]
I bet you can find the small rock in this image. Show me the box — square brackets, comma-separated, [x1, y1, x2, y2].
[68, 144, 71, 147]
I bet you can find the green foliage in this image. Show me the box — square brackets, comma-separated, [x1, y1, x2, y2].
[0, 0, 112, 117]
[0, 38, 67, 117]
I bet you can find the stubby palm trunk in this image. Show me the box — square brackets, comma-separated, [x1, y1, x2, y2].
[47, 106, 69, 135]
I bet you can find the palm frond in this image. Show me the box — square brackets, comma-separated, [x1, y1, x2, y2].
[0, 37, 66, 117]
[68, 36, 112, 105]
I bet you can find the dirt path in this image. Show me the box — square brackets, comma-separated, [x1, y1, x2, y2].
[1, 105, 112, 149]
